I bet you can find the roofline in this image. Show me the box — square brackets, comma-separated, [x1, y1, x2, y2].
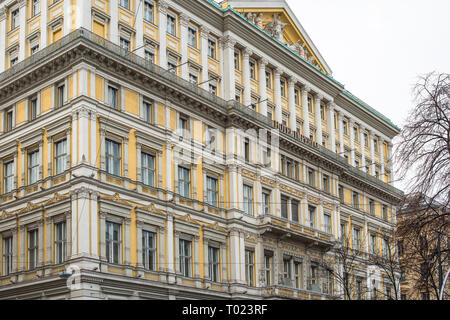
[204, 0, 402, 134]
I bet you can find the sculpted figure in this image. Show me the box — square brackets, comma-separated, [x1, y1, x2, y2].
[246, 12, 256, 24]
[255, 13, 265, 28]
[264, 14, 287, 41]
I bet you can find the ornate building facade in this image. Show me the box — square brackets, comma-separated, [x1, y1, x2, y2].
[0, 0, 403, 299]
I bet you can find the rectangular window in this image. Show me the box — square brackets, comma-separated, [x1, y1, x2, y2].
[3, 161, 14, 194]
[294, 88, 299, 105]
[352, 191, 359, 209]
[283, 257, 292, 284]
[145, 50, 155, 63]
[291, 200, 299, 223]
[141, 151, 155, 187]
[249, 60, 256, 80]
[382, 205, 388, 221]
[105, 139, 121, 176]
[234, 50, 240, 70]
[264, 252, 273, 286]
[343, 119, 349, 135]
[108, 85, 118, 109]
[323, 175, 330, 193]
[29, 97, 38, 120]
[265, 70, 272, 89]
[142, 230, 156, 271]
[208, 246, 220, 282]
[262, 189, 270, 215]
[209, 83, 217, 95]
[179, 238, 192, 277]
[208, 38, 216, 59]
[243, 184, 253, 215]
[353, 227, 361, 250]
[382, 238, 389, 258]
[120, 37, 130, 51]
[31, 43, 39, 55]
[179, 116, 188, 136]
[28, 229, 38, 269]
[32, 0, 40, 16]
[280, 79, 286, 97]
[281, 196, 288, 219]
[206, 176, 218, 207]
[10, 55, 18, 66]
[55, 221, 66, 264]
[120, 0, 129, 9]
[245, 249, 254, 286]
[370, 233, 376, 254]
[189, 72, 198, 84]
[307, 95, 313, 113]
[56, 83, 65, 108]
[308, 206, 316, 228]
[11, 8, 19, 30]
[106, 221, 121, 264]
[3, 237, 13, 276]
[168, 61, 177, 73]
[188, 26, 197, 47]
[369, 199, 375, 215]
[167, 14, 176, 36]
[320, 104, 326, 120]
[356, 277, 363, 300]
[244, 138, 250, 162]
[340, 223, 347, 245]
[323, 214, 332, 234]
[54, 139, 67, 175]
[178, 166, 191, 198]
[294, 261, 302, 289]
[143, 101, 152, 123]
[28, 149, 39, 184]
[308, 168, 315, 187]
[144, 1, 154, 23]
[5, 108, 13, 132]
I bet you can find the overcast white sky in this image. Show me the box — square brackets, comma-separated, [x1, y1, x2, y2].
[286, 0, 450, 130]
[284, 0, 450, 190]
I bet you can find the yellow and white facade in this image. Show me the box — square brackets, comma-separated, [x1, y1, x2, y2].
[0, 0, 403, 300]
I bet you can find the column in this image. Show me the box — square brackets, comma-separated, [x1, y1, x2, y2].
[239, 232, 246, 284]
[19, 225, 26, 271]
[218, 39, 225, 99]
[179, 14, 189, 80]
[222, 35, 236, 101]
[369, 132, 376, 175]
[158, 1, 168, 68]
[200, 26, 210, 91]
[110, 0, 119, 44]
[193, 235, 200, 278]
[158, 226, 166, 271]
[288, 76, 297, 131]
[77, 0, 91, 30]
[257, 236, 264, 287]
[90, 112, 97, 167]
[136, 222, 144, 268]
[99, 212, 106, 261]
[18, 0, 26, 61]
[11, 227, 18, 273]
[229, 229, 240, 283]
[274, 68, 282, 123]
[63, 0, 73, 34]
[314, 94, 323, 145]
[360, 125, 367, 171]
[135, 0, 144, 57]
[242, 48, 252, 107]
[258, 58, 268, 116]
[40, 0, 48, 49]
[165, 142, 172, 198]
[349, 119, 355, 166]
[338, 112, 345, 154]
[45, 217, 52, 265]
[166, 212, 175, 274]
[0, 7, 6, 72]
[37, 220, 44, 267]
[388, 142, 394, 183]
[77, 107, 90, 164]
[327, 102, 336, 152]
[301, 86, 311, 137]
[380, 139, 386, 177]
[228, 164, 238, 210]
[124, 218, 131, 265]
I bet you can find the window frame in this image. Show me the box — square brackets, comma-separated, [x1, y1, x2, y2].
[179, 238, 192, 277]
[105, 221, 122, 264]
[142, 229, 157, 271]
[54, 221, 67, 264]
[178, 165, 191, 198]
[243, 184, 253, 216]
[105, 138, 122, 176]
[28, 228, 39, 270]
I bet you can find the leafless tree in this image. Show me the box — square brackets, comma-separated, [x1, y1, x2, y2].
[397, 201, 450, 300]
[320, 234, 369, 300]
[368, 232, 402, 300]
[395, 72, 450, 230]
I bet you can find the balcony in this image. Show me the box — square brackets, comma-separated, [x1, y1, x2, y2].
[258, 214, 334, 248]
[0, 28, 403, 200]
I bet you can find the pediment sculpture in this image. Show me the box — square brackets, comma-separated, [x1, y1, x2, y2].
[264, 14, 287, 42]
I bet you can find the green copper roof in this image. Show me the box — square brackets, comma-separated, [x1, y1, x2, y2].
[203, 0, 402, 132]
